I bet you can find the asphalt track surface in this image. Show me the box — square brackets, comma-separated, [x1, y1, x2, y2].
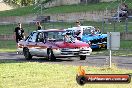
[0, 52, 132, 69]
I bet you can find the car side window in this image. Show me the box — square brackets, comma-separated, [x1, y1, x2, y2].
[28, 32, 37, 42]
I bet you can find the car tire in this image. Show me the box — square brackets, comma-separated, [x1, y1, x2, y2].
[23, 48, 32, 60]
[80, 55, 86, 60]
[47, 48, 56, 61]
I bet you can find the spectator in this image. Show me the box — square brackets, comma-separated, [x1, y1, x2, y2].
[75, 21, 83, 40]
[14, 23, 25, 53]
[119, 3, 128, 18]
[14, 23, 25, 43]
[36, 21, 42, 30]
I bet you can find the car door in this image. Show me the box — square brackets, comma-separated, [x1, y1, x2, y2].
[35, 32, 47, 56]
[26, 32, 38, 55]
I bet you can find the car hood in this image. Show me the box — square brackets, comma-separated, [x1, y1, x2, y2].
[101, 34, 107, 37]
[82, 35, 99, 42]
[98, 34, 107, 38]
[55, 41, 89, 48]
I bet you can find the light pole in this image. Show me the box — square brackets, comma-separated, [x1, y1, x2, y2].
[41, 4, 42, 15]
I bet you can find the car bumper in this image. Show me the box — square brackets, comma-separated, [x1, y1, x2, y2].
[17, 48, 23, 54]
[17, 47, 92, 57]
[98, 42, 107, 48]
[53, 47, 92, 57]
[90, 44, 100, 49]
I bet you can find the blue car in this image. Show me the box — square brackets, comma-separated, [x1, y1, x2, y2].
[81, 26, 107, 49]
[97, 33, 107, 48]
[65, 26, 107, 49]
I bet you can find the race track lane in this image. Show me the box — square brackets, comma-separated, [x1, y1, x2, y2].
[0, 52, 132, 69]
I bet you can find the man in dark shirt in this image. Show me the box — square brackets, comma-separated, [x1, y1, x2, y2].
[14, 23, 25, 44]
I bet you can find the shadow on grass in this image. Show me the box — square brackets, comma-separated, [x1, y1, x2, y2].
[92, 48, 107, 51]
[0, 57, 74, 64]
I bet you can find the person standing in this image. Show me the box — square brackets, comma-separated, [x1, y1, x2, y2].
[75, 21, 83, 40]
[14, 23, 25, 48]
[119, 3, 128, 18]
[36, 21, 42, 30]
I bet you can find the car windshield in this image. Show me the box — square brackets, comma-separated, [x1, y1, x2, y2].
[46, 31, 64, 41]
[46, 31, 75, 42]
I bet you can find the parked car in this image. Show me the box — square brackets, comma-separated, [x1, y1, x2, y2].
[17, 29, 92, 61]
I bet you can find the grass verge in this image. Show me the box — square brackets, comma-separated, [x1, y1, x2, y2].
[0, 49, 16, 53]
[0, 61, 132, 88]
[0, 0, 132, 16]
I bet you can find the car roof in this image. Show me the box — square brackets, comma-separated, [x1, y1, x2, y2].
[80, 26, 94, 28]
[65, 26, 95, 31]
[34, 29, 65, 32]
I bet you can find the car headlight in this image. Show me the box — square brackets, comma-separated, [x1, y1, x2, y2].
[61, 48, 69, 50]
[53, 48, 60, 50]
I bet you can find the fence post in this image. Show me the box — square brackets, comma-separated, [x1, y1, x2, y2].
[125, 18, 128, 32]
[113, 20, 116, 32]
[117, 5, 120, 22]
[102, 18, 105, 33]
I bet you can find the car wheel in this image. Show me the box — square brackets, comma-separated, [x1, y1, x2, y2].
[76, 75, 86, 85]
[23, 48, 32, 60]
[47, 48, 56, 61]
[80, 55, 86, 60]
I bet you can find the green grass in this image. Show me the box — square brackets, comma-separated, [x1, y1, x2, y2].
[0, 24, 17, 35]
[0, 0, 132, 17]
[0, 49, 16, 52]
[92, 49, 132, 56]
[0, 40, 17, 52]
[43, 1, 131, 14]
[121, 40, 132, 49]
[0, 40, 18, 52]
[0, 61, 132, 88]
[43, 2, 117, 14]
[0, 40, 16, 49]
